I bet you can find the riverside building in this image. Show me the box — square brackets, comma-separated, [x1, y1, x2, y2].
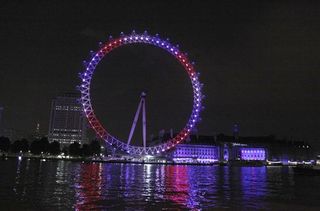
[48, 92, 88, 147]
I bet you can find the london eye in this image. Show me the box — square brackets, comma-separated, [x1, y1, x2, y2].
[78, 30, 203, 155]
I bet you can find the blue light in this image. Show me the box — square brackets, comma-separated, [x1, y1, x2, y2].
[79, 31, 203, 156]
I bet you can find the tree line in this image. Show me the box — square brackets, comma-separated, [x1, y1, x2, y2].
[0, 136, 101, 157]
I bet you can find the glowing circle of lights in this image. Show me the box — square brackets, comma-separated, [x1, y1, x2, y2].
[79, 30, 203, 155]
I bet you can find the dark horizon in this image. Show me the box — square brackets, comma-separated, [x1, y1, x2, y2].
[0, 1, 319, 148]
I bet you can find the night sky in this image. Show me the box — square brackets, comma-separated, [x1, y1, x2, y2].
[1, 1, 319, 147]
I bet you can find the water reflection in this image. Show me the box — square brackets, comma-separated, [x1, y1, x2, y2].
[240, 167, 267, 209]
[1, 159, 320, 210]
[164, 165, 190, 208]
[74, 162, 103, 210]
[13, 158, 22, 195]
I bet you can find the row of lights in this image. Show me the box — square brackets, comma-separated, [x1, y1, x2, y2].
[79, 32, 202, 155]
[241, 150, 265, 154]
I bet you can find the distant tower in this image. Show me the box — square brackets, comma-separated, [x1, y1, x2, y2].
[233, 123, 239, 141]
[48, 92, 88, 147]
[35, 122, 41, 139]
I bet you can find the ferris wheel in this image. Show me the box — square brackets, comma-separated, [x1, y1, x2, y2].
[78, 30, 203, 155]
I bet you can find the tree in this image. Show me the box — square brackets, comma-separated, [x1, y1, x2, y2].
[11, 139, 29, 153]
[38, 137, 49, 153]
[81, 144, 91, 157]
[20, 139, 29, 152]
[30, 140, 41, 154]
[69, 142, 81, 156]
[62, 146, 69, 155]
[90, 140, 101, 155]
[30, 137, 50, 154]
[48, 141, 61, 155]
[0, 136, 10, 152]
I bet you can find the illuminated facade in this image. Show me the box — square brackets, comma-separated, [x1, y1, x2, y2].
[48, 93, 87, 147]
[172, 144, 219, 163]
[240, 148, 266, 161]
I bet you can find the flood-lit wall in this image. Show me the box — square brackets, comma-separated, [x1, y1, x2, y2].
[240, 148, 266, 161]
[172, 144, 219, 163]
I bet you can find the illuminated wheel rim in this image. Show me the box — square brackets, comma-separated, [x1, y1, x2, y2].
[79, 30, 203, 155]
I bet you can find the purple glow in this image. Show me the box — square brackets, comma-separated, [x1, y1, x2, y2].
[240, 148, 266, 161]
[172, 144, 219, 163]
[79, 31, 203, 155]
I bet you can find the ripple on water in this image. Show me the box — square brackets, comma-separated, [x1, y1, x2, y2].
[0, 159, 320, 210]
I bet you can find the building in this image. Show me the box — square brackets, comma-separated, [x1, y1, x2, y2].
[238, 147, 267, 161]
[167, 134, 269, 163]
[169, 135, 220, 164]
[48, 92, 88, 147]
[216, 133, 312, 162]
[172, 144, 219, 163]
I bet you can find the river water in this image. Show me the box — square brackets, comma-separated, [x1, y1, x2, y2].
[0, 158, 319, 210]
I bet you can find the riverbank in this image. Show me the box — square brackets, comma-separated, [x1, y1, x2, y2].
[2, 153, 301, 167]
[1, 153, 223, 166]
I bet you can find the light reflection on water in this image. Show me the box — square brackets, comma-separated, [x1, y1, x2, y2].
[0, 159, 320, 210]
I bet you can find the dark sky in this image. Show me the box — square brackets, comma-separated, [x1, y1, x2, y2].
[1, 1, 320, 147]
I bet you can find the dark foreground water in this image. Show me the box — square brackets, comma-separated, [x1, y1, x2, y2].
[0, 159, 320, 210]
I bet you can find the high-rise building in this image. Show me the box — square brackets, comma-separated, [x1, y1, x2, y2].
[48, 92, 88, 147]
